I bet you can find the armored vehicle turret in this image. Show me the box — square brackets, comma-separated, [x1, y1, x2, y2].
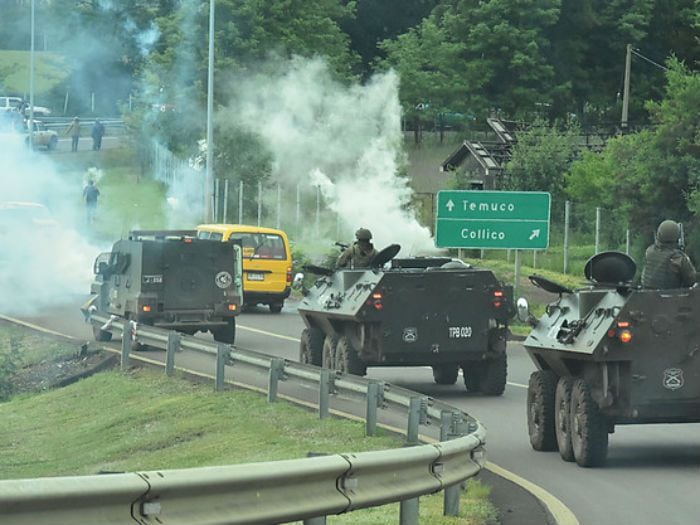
[84, 230, 243, 347]
[520, 251, 700, 467]
[297, 245, 514, 395]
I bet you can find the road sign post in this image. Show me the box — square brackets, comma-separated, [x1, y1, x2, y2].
[435, 191, 551, 250]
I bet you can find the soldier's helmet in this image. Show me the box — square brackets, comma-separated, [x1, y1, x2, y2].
[656, 220, 680, 243]
[355, 228, 372, 241]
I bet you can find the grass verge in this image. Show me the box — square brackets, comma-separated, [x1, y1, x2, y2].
[0, 326, 498, 525]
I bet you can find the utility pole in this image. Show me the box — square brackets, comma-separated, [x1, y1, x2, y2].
[621, 43, 632, 129]
[204, 0, 215, 221]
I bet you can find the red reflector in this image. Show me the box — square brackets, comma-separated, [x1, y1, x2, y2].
[374, 302, 383, 311]
[493, 290, 504, 297]
[142, 305, 152, 312]
[607, 329, 616, 338]
[619, 330, 632, 343]
[183, 238, 193, 243]
[617, 321, 630, 328]
[228, 304, 237, 311]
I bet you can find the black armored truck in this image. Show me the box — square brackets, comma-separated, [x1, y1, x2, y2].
[519, 251, 700, 467]
[84, 230, 243, 346]
[297, 245, 515, 395]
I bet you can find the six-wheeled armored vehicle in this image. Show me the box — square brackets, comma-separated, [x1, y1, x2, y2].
[297, 245, 514, 395]
[520, 251, 700, 467]
[84, 230, 243, 347]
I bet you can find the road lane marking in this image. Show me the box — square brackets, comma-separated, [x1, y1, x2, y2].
[2, 314, 576, 525]
[238, 324, 301, 342]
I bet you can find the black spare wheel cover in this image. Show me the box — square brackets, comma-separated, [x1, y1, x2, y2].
[584, 251, 636, 284]
[371, 244, 401, 267]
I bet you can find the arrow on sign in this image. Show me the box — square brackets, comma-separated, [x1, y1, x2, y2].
[529, 229, 540, 240]
[446, 199, 455, 212]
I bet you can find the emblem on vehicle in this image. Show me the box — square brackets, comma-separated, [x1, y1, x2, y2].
[215, 271, 233, 289]
[403, 327, 418, 343]
[662, 368, 684, 390]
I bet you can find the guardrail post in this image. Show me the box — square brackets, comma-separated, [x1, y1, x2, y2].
[399, 497, 420, 525]
[165, 331, 180, 377]
[268, 358, 286, 402]
[120, 321, 133, 371]
[319, 369, 334, 419]
[406, 396, 428, 446]
[440, 409, 461, 516]
[365, 380, 384, 436]
[215, 344, 228, 392]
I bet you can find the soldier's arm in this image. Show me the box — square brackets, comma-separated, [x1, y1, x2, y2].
[680, 256, 696, 286]
[337, 248, 351, 268]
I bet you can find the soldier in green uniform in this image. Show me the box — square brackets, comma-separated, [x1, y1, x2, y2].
[337, 228, 378, 268]
[641, 219, 696, 288]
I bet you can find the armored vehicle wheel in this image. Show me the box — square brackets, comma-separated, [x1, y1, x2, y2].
[570, 378, 609, 467]
[478, 354, 507, 395]
[299, 327, 324, 366]
[322, 335, 337, 369]
[462, 363, 481, 392]
[269, 302, 283, 314]
[555, 377, 575, 462]
[527, 370, 557, 451]
[335, 336, 366, 376]
[213, 319, 236, 344]
[432, 365, 459, 385]
[92, 324, 112, 342]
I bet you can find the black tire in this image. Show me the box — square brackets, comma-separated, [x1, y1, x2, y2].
[212, 318, 236, 344]
[335, 335, 366, 376]
[555, 377, 575, 462]
[570, 378, 609, 467]
[527, 370, 558, 451]
[269, 302, 283, 314]
[478, 353, 507, 395]
[299, 327, 324, 366]
[322, 334, 337, 369]
[462, 363, 482, 392]
[432, 364, 459, 385]
[92, 323, 112, 342]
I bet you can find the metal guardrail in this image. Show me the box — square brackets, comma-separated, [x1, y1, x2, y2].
[1, 314, 487, 525]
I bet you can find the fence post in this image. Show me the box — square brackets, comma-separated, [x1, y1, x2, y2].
[399, 497, 420, 525]
[564, 200, 570, 274]
[513, 250, 521, 302]
[440, 411, 461, 517]
[406, 396, 428, 446]
[215, 344, 228, 392]
[366, 380, 384, 436]
[165, 331, 180, 376]
[120, 321, 133, 371]
[268, 358, 286, 402]
[319, 369, 334, 419]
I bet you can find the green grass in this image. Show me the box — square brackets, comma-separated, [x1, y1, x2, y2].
[0, 322, 79, 368]
[0, 325, 498, 525]
[0, 50, 70, 97]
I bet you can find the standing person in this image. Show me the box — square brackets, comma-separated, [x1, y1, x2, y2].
[83, 179, 100, 224]
[91, 118, 105, 151]
[641, 219, 696, 288]
[65, 116, 81, 152]
[337, 228, 378, 268]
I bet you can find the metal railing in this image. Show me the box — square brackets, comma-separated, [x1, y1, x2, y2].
[1, 314, 487, 525]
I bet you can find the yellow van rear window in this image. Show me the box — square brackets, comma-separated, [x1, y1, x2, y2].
[231, 232, 287, 260]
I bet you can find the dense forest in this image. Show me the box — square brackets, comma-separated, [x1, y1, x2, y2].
[2, 0, 700, 255]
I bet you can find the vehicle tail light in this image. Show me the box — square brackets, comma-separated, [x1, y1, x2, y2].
[142, 305, 152, 312]
[607, 321, 633, 343]
[372, 291, 383, 311]
[492, 289, 504, 308]
[286, 268, 292, 285]
[183, 238, 193, 244]
[228, 304, 237, 311]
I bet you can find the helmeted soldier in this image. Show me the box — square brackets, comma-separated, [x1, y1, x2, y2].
[641, 220, 696, 288]
[337, 228, 378, 268]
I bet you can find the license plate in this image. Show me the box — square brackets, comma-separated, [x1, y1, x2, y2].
[448, 326, 472, 338]
[247, 272, 265, 281]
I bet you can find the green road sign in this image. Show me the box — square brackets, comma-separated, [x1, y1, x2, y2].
[435, 190, 551, 249]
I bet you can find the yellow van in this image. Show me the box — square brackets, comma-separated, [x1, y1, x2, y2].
[196, 224, 292, 313]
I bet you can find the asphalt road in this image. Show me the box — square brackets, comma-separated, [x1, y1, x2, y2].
[11, 297, 700, 525]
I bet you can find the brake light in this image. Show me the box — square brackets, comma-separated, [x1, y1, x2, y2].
[183, 238, 193, 244]
[607, 321, 633, 343]
[228, 304, 237, 311]
[619, 330, 633, 343]
[142, 305, 152, 312]
[493, 289, 504, 308]
[372, 291, 383, 311]
[286, 268, 292, 285]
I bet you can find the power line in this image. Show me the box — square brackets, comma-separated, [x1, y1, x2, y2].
[631, 49, 669, 72]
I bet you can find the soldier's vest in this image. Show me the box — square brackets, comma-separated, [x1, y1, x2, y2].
[350, 244, 376, 268]
[641, 245, 683, 288]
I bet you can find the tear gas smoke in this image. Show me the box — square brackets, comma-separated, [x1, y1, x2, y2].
[0, 131, 102, 316]
[222, 57, 436, 256]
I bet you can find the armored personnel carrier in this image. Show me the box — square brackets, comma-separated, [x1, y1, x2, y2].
[84, 230, 243, 347]
[519, 251, 700, 467]
[297, 244, 514, 395]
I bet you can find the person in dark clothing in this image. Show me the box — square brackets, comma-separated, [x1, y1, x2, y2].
[641, 219, 696, 288]
[83, 179, 100, 224]
[337, 228, 378, 268]
[91, 119, 105, 151]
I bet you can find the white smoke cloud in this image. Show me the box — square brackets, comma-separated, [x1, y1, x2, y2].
[0, 131, 102, 315]
[222, 56, 436, 256]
